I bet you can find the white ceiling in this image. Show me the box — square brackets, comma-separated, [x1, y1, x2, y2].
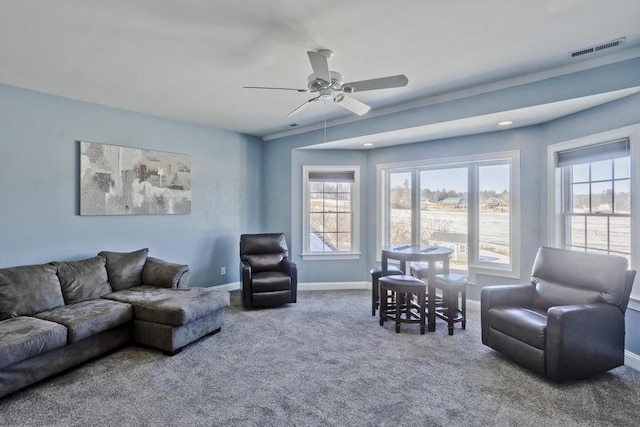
[1, 0, 639, 142]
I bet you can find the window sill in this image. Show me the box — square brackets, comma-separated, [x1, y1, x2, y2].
[469, 264, 520, 281]
[301, 252, 361, 261]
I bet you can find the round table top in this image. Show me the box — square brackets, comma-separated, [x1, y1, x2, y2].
[381, 244, 454, 257]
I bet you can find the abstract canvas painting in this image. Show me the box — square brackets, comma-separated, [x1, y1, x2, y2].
[80, 141, 191, 215]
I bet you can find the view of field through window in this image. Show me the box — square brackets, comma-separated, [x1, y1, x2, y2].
[309, 181, 352, 252]
[564, 157, 631, 262]
[389, 164, 510, 271]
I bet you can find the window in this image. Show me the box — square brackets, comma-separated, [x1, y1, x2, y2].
[389, 171, 412, 246]
[479, 164, 510, 265]
[378, 151, 520, 279]
[420, 167, 468, 271]
[561, 140, 630, 258]
[549, 128, 638, 274]
[547, 125, 639, 300]
[302, 166, 360, 260]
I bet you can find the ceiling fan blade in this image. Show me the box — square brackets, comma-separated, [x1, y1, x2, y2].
[244, 86, 309, 92]
[287, 96, 320, 117]
[333, 95, 371, 116]
[307, 51, 331, 84]
[342, 74, 408, 93]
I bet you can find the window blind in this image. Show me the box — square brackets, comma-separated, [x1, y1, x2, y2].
[308, 171, 355, 182]
[556, 138, 630, 167]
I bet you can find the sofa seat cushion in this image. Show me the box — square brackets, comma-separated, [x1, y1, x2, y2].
[0, 263, 65, 320]
[487, 306, 548, 350]
[34, 299, 133, 344]
[104, 285, 230, 326]
[0, 316, 67, 369]
[251, 272, 291, 293]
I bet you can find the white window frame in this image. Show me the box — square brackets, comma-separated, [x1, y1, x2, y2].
[547, 124, 640, 301]
[302, 165, 361, 260]
[376, 150, 521, 282]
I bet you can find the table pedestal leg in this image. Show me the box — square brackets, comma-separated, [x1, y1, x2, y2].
[427, 283, 436, 332]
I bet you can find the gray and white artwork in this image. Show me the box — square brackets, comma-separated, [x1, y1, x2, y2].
[80, 141, 191, 215]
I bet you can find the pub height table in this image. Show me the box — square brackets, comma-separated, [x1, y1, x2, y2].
[381, 244, 454, 332]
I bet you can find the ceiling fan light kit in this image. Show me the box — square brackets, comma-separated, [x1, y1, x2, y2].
[244, 49, 408, 117]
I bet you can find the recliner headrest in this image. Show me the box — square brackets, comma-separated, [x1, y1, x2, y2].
[240, 233, 288, 257]
[531, 246, 628, 308]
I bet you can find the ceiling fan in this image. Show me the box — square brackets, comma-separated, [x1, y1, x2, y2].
[244, 49, 408, 117]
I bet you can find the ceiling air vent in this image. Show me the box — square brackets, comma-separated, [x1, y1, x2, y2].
[568, 37, 625, 58]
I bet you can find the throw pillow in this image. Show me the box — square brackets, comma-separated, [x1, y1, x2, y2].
[141, 257, 190, 288]
[56, 256, 112, 304]
[0, 263, 65, 320]
[98, 248, 149, 291]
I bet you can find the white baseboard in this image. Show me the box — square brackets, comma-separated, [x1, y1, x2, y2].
[298, 281, 369, 290]
[207, 281, 369, 292]
[213, 282, 240, 292]
[625, 350, 640, 371]
[466, 299, 480, 309]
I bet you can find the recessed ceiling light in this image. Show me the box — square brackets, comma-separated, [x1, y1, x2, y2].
[363, 143, 374, 147]
[498, 120, 514, 126]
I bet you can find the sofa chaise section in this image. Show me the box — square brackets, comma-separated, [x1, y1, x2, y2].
[104, 285, 230, 355]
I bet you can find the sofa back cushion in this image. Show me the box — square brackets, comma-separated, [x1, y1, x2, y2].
[98, 248, 148, 291]
[56, 256, 112, 304]
[0, 264, 65, 320]
[531, 246, 628, 310]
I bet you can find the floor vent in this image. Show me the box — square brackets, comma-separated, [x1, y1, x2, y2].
[568, 37, 625, 58]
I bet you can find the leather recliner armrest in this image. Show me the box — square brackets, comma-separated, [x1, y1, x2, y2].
[546, 303, 625, 382]
[280, 257, 296, 277]
[481, 284, 534, 345]
[280, 258, 297, 303]
[141, 257, 190, 289]
[240, 260, 252, 308]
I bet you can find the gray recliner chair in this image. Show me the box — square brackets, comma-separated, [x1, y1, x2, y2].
[240, 233, 297, 308]
[481, 246, 636, 382]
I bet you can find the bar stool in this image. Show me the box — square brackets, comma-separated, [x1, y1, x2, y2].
[410, 262, 446, 280]
[379, 275, 427, 334]
[410, 263, 444, 307]
[409, 263, 430, 279]
[370, 265, 403, 316]
[431, 273, 467, 335]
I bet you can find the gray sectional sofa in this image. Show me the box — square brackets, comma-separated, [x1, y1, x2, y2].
[0, 248, 230, 398]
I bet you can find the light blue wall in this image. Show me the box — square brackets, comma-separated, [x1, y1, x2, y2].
[0, 84, 264, 286]
[627, 309, 640, 354]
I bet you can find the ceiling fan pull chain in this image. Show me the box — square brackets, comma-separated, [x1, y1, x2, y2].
[323, 99, 327, 144]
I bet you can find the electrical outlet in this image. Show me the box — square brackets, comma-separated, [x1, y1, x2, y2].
[220, 267, 226, 275]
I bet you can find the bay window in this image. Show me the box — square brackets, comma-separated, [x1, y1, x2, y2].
[378, 151, 520, 279]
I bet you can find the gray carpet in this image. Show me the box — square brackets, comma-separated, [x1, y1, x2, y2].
[1, 289, 640, 426]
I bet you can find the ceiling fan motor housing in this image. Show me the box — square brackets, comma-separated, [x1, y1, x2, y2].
[308, 71, 344, 91]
